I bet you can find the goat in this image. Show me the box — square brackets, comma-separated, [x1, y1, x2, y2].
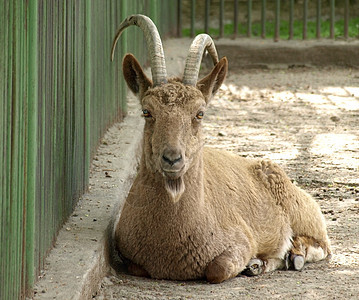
[111, 14, 331, 284]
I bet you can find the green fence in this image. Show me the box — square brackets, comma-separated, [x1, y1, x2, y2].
[181, 0, 359, 40]
[0, 1, 177, 299]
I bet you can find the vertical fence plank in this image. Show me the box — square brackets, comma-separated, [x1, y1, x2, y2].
[344, 0, 349, 39]
[330, 0, 335, 38]
[316, 0, 321, 39]
[16, 4, 26, 295]
[8, 1, 17, 297]
[2, 3, 11, 298]
[233, 0, 239, 38]
[220, 0, 224, 38]
[289, 0, 294, 40]
[205, 0, 210, 33]
[150, 0, 158, 26]
[120, 0, 128, 114]
[247, 0, 252, 37]
[0, 0, 7, 294]
[274, 0, 280, 41]
[303, 0, 308, 40]
[0, 0, 5, 296]
[25, 0, 38, 294]
[261, 0, 266, 38]
[11, 1, 24, 297]
[85, 0, 91, 184]
[191, 0, 195, 37]
[177, 0, 182, 37]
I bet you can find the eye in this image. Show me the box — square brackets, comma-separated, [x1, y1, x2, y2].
[196, 111, 204, 120]
[142, 109, 152, 118]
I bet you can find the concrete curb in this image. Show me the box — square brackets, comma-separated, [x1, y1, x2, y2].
[32, 95, 144, 300]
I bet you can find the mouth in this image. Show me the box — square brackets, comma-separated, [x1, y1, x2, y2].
[161, 166, 186, 201]
[158, 155, 187, 201]
[161, 166, 185, 180]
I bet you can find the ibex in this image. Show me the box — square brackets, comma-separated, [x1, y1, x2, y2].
[111, 14, 330, 284]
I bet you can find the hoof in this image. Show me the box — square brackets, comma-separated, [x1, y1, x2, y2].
[242, 258, 264, 276]
[285, 254, 305, 271]
[293, 255, 305, 271]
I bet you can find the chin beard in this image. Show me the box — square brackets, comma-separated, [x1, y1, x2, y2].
[164, 177, 185, 202]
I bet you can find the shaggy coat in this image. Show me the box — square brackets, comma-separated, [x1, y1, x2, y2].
[111, 15, 330, 283]
[115, 73, 330, 283]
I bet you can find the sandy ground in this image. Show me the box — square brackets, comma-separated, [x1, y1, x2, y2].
[93, 66, 359, 299]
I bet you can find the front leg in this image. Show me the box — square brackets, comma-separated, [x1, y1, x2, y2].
[205, 248, 251, 283]
[242, 258, 265, 276]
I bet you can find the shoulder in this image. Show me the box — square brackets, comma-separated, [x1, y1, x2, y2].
[203, 147, 255, 169]
[203, 147, 260, 183]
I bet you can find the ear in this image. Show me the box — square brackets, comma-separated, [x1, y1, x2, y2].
[122, 53, 152, 99]
[196, 57, 228, 103]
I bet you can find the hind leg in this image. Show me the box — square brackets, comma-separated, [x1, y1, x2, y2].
[243, 236, 330, 276]
[257, 160, 331, 269]
[287, 236, 331, 271]
[242, 235, 330, 276]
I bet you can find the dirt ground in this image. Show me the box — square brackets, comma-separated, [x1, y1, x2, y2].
[93, 66, 359, 299]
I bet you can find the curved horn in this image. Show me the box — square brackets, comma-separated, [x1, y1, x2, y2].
[111, 14, 167, 86]
[182, 34, 219, 86]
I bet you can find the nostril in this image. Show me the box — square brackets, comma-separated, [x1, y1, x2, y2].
[162, 155, 172, 166]
[162, 154, 183, 167]
[173, 155, 183, 165]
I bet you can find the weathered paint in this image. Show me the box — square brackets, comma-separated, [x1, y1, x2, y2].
[0, 1, 177, 298]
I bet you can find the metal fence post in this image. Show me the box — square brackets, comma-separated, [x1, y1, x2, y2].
[220, 0, 224, 38]
[289, 0, 294, 40]
[344, 0, 349, 39]
[330, 0, 335, 39]
[191, 0, 195, 37]
[303, 0, 308, 40]
[274, 0, 280, 42]
[234, 0, 238, 38]
[177, 0, 182, 37]
[247, 0, 252, 37]
[261, 0, 266, 38]
[25, 0, 38, 294]
[205, 0, 210, 34]
[316, 0, 321, 39]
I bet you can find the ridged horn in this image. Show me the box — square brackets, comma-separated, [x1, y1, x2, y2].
[182, 34, 219, 86]
[111, 14, 167, 86]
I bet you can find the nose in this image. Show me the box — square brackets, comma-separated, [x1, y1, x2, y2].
[161, 148, 183, 169]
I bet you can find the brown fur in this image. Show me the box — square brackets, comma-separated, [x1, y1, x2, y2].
[114, 54, 330, 283]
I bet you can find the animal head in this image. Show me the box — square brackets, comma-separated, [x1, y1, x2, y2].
[111, 15, 228, 201]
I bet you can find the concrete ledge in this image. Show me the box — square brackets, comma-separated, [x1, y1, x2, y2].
[214, 38, 359, 69]
[32, 95, 143, 300]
